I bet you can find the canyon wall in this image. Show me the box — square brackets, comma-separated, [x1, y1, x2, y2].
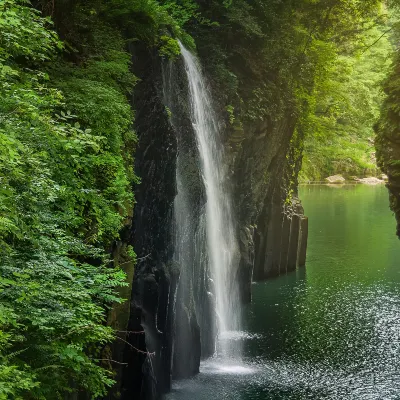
[6, 2, 389, 399]
[42, 2, 310, 398]
[376, 55, 400, 237]
[118, 43, 308, 400]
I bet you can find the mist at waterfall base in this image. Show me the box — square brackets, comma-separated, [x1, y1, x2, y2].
[166, 185, 400, 400]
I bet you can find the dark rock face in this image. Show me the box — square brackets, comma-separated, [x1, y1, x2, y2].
[385, 168, 400, 237]
[376, 126, 400, 237]
[163, 60, 216, 376]
[298, 217, 309, 267]
[229, 117, 308, 289]
[120, 43, 178, 400]
[375, 59, 400, 237]
[118, 46, 308, 399]
[252, 195, 308, 282]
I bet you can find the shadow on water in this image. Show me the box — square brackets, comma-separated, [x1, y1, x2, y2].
[166, 185, 400, 400]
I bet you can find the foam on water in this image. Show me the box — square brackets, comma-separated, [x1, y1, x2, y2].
[219, 330, 263, 341]
[200, 359, 257, 376]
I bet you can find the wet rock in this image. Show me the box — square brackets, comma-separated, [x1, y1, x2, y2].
[253, 194, 307, 281]
[298, 217, 308, 267]
[287, 214, 300, 272]
[358, 177, 384, 185]
[164, 58, 211, 375]
[263, 204, 283, 278]
[172, 303, 201, 379]
[279, 216, 291, 274]
[238, 226, 255, 303]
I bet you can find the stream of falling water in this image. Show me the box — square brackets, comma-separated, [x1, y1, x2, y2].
[179, 42, 242, 355]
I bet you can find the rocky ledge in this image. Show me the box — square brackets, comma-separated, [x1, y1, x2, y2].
[324, 174, 386, 184]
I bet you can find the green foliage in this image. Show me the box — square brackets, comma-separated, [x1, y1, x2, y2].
[225, 105, 235, 125]
[161, 0, 204, 26]
[0, 0, 216, 396]
[0, 0, 62, 62]
[0, 0, 136, 397]
[103, 0, 201, 51]
[158, 35, 181, 59]
[184, 0, 391, 206]
[300, 23, 393, 181]
[1, 0, 398, 397]
[188, 0, 385, 128]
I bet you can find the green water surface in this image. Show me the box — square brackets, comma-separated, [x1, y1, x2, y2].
[168, 185, 400, 400]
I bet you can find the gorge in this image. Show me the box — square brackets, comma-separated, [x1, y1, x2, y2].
[1, 1, 400, 400]
[120, 36, 308, 399]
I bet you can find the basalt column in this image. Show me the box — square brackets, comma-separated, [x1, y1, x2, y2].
[121, 44, 178, 400]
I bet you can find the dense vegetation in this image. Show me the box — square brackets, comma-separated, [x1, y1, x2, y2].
[0, 0, 204, 397]
[171, 0, 392, 183]
[300, 23, 393, 181]
[0, 0, 137, 397]
[0, 0, 398, 398]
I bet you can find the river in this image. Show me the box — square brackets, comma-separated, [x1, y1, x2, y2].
[167, 184, 400, 400]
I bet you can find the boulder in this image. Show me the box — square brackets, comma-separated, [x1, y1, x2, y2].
[325, 174, 346, 183]
[358, 177, 384, 185]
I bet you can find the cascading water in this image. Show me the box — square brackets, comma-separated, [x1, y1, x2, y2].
[178, 41, 242, 355]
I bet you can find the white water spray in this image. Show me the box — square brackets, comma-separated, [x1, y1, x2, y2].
[179, 42, 241, 351]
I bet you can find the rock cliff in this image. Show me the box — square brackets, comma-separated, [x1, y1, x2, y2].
[375, 55, 400, 237]
[119, 41, 308, 399]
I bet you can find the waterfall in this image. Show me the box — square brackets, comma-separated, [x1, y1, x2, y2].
[178, 42, 241, 353]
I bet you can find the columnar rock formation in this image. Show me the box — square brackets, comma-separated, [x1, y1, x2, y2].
[118, 43, 308, 400]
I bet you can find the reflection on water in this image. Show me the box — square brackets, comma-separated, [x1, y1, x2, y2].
[167, 185, 400, 399]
